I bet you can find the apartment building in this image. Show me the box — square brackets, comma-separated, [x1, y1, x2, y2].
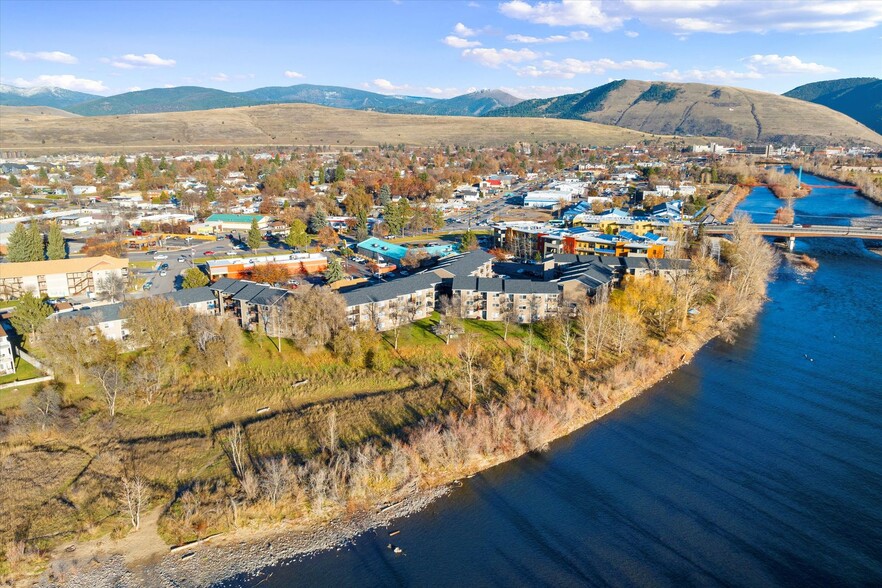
[0, 255, 129, 301]
[450, 277, 561, 323]
[342, 273, 441, 331]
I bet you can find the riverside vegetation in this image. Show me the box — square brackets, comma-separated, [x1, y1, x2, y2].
[0, 217, 775, 584]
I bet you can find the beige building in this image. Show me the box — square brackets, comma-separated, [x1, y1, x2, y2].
[0, 256, 128, 300]
[451, 277, 560, 323]
[0, 334, 15, 376]
[343, 274, 441, 331]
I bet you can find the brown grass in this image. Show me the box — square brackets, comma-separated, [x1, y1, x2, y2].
[0, 102, 709, 154]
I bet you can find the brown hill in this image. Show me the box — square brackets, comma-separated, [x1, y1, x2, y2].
[488, 80, 882, 146]
[0, 102, 714, 153]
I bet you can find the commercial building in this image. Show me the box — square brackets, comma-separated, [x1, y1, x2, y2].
[206, 253, 327, 281]
[0, 256, 129, 301]
[195, 214, 271, 235]
[356, 237, 458, 264]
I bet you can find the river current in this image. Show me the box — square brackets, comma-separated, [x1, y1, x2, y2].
[235, 171, 882, 587]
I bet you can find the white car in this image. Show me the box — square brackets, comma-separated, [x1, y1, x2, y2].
[153, 254, 168, 260]
[159, 270, 168, 277]
[177, 257, 185, 263]
[226, 250, 237, 256]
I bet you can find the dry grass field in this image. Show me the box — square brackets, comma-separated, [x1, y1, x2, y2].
[0, 102, 710, 153]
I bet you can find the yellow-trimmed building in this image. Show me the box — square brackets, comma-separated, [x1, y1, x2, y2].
[0, 255, 129, 300]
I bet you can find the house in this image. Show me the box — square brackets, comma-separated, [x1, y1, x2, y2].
[451, 277, 560, 323]
[342, 273, 441, 331]
[64, 303, 128, 341]
[162, 286, 218, 315]
[0, 334, 15, 376]
[0, 256, 129, 301]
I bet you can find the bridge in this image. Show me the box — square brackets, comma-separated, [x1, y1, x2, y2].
[703, 223, 882, 250]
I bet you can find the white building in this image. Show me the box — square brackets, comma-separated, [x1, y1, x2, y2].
[0, 334, 14, 376]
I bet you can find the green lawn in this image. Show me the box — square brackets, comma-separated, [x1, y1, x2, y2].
[0, 356, 42, 385]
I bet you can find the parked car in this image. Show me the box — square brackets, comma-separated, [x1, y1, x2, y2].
[204, 250, 215, 256]
[177, 257, 185, 263]
[153, 254, 168, 260]
[226, 250, 237, 256]
[143, 281, 153, 290]
[159, 270, 168, 277]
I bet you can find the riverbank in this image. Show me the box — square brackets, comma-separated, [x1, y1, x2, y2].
[44, 301, 768, 587]
[800, 162, 882, 206]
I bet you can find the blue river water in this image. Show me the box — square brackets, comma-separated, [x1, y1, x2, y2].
[233, 171, 882, 587]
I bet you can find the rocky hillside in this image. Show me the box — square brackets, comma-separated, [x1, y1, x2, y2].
[487, 79, 881, 145]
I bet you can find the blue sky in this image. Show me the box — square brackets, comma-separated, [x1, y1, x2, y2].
[1, 0, 880, 99]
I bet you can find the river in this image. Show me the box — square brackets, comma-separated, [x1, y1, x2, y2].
[230, 171, 882, 587]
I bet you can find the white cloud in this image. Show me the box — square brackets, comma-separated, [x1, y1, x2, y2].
[467, 1, 480, 7]
[499, 0, 882, 34]
[500, 0, 623, 31]
[13, 74, 108, 93]
[6, 50, 78, 64]
[454, 22, 479, 37]
[661, 68, 763, 83]
[363, 79, 463, 98]
[516, 57, 667, 78]
[211, 73, 230, 82]
[371, 78, 408, 92]
[625, 30, 640, 37]
[284, 70, 305, 79]
[461, 47, 540, 68]
[127, 86, 142, 92]
[112, 53, 176, 68]
[506, 30, 590, 43]
[745, 54, 837, 74]
[443, 35, 482, 48]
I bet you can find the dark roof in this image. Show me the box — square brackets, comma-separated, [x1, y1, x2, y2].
[232, 283, 266, 302]
[209, 277, 237, 292]
[343, 273, 441, 306]
[164, 286, 215, 307]
[428, 250, 493, 277]
[502, 279, 560, 295]
[451, 276, 506, 293]
[60, 302, 123, 324]
[222, 279, 252, 296]
[249, 286, 288, 307]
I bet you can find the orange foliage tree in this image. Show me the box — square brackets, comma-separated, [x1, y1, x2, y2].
[250, 262, 290, 285]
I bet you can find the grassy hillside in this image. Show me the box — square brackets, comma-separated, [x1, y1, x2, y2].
[488, 79, 882, 145]
[784, 77, 882, 135]
[68, 86, 255, 116]
[0, 102, 710, 152]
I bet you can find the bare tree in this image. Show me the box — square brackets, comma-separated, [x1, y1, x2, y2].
[499, 296, 516, 342]
[458, 333, 480, 409]
[97, 272, 128, 303]
[225, 424, 248, 482]
[21, 385, 61, 431]
[89, 361, 125, 418]
[119, 470, 149, 530]
[129, 352, 167, 405]
[321, 408, 339, 453]
[260, 456, 292, 507]
[436, 295, 463, 344]
[609, 308, 643, 356]
[577, 295, 608, 362]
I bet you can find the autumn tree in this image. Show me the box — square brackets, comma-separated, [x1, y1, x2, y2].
[281, 287, 347, 352]
[400, 248, 427, 269]
[182, 267, 210, 289]
[120, 297, 189, 360]
[316, 225, 339, 248]
[34, 316, 115, 385]
[250, 262, 290, 285]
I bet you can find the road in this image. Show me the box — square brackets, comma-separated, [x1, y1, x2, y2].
[704, 223, 882, 239]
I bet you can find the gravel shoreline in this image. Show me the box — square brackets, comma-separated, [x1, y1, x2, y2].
[42, 487, 449, 588]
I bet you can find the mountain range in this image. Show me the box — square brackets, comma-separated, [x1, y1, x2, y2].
[783, 77, 881, 135]
[1, 79, 879, 146]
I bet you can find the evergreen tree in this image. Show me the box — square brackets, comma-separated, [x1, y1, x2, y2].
[38, 167, 48, 182]
[29, 223, 44, 260]
[335, 164, 346, 183]
[94, 160, 107, 178]
[246, 218, 263, 251]
[355, 209, 369, 242]
[8, 174, 19, 187]
[285, 219, 310, 251]
[9, 293, 52, 338]
[323, 258, 346, 284]
[182, 267, 209, 288]
[46, 222, 66, 260]
[379, 184, 392, 205]
[6, 223, 33, 262]
[158, 156, 168, 170]
[135, 157, 146, 179]
[115, 155, 127, 168]
[460, 230, 478, 251]
[383, 200, 402, 236]
[308, 206, 328, 233]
